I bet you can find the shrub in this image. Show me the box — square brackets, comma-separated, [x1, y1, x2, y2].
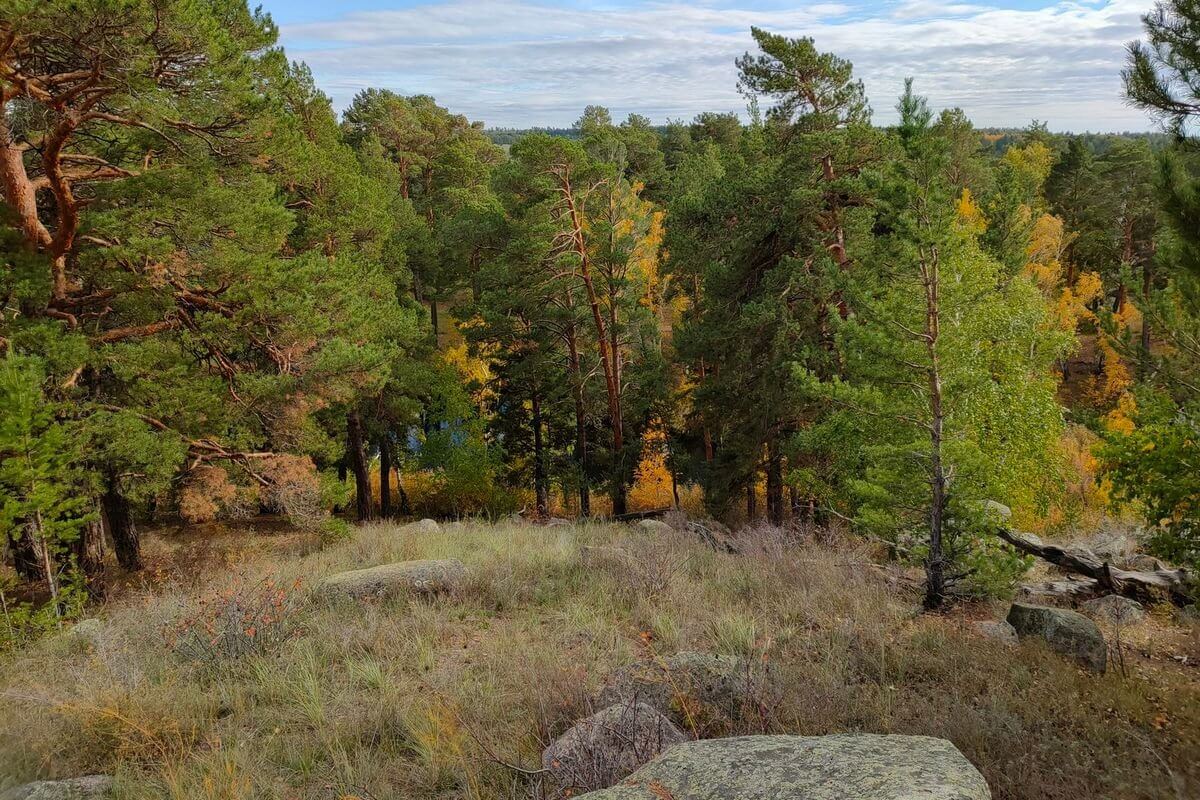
[0, 573, 88, 651]
[165, 576, 302, 666]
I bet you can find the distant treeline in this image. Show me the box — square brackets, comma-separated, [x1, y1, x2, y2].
[487, 123, 1172, 154]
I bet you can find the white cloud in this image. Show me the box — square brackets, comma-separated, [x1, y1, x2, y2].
[276, 0, 1157, 131]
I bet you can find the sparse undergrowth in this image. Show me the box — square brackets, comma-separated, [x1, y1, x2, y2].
[0, 521, 1197, 800]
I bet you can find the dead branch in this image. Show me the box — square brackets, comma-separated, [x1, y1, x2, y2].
[996, 527, 1192, 606]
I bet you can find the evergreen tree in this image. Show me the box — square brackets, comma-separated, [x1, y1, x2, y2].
[814, 83, 1068, 606]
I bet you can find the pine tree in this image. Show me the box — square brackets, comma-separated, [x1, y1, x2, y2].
[815, 83, 1069, 606]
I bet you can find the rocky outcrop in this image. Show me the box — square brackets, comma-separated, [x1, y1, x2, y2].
[596, 652, 771, 729]
[403, 518, 440, 534]
[971, 620, 1018, 646]
[1083, 594, 1146, 625]
[1007, 602, 1107, 673]
[316, 559, 466, 600]
[0, 775, 113, 800]
[573, 734, 991, 799]
[542, 702, 687, 795]
[635, 519, 673, 535]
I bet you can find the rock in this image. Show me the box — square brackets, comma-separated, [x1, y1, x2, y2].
[542, 702, 687, 794]
[982, 499, 1012, 521]
[316, 559, 466, 600]
[1016, 577, 1098, 604]
[63, 619, 104, 649]
[572, 734, 991, 800]
[635, 519, 673, 535]
[0, 775, 113, 800]
[1125, 554, 1167, 572]
[971, 620, 1018, 646]
[1007, 602, 1107, 673]
[596, 652, 770, 727]
[1083, 594, 1146, 625]
[1077, 528, 1139, 563]
[403, 518, 440, 534]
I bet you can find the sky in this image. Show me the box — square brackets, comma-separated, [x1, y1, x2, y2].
[267, 0, 1160, 132]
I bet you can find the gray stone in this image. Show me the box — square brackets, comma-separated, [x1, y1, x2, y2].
[0, 775, 113, 800]
[316, 559, 466, 600]
[542, 702, 687, 794]
[1125, 554, 1167, 572]
[1007, 602, 1107, 673]
[596, 652, 770, 727]
[63, 619, 104, 649]
[403, 518, 441, 534]
[1078, 528, 1139, 562]
[1083, 594, 1146, 625]
[573, 734, 991, 800]
[982, 500, 1012, 521]
[635, 519, 673, 535]
[972, 620, 1018, 646]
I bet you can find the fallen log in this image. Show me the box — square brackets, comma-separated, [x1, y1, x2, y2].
[996, 527, 1193, 607]
[611, 507, 671, 522]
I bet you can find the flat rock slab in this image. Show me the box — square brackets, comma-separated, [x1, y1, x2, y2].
[317, 559, 466, 600]
[1083, 594, 1146, 625]
[597, 652, 770, 728]
[0, 776, 113, 800]
[1007, 602, 1106, 673]
[543, 702, 687, 794]
[574, 734, 991, 800]
[971, 620, 1018, 646]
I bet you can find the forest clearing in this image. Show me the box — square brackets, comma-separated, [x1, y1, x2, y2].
[1, 518, 1199, 800]
[4, 0, 1200, 797]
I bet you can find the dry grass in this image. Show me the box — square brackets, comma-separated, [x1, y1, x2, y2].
[1, 520, 1198, 799]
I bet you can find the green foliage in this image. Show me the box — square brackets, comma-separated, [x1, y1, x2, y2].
[0, 575, 88, 651]
[0, 357, 95, 582]
[806, 84, 1068, 599]
[1104, 389, 1200, 567]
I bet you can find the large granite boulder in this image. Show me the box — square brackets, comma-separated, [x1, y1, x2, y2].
[0, 776, 112, 800]
[596, 652, 772, 730]
[543, 702, 687, 795]
[573, 734, 990, 800]
[1083, 594, 1146, 626]
[1007, 602, 1107, 673]
[316, 559, 466, 600]
[971, 620, 1018, 647]
[403, 518, 440, 534]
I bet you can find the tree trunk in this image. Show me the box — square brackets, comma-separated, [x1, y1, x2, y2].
[72, 514, 107, 598]
[1141, 258, 1153, 372]
[746, 479, 757, 521]
[346, 411, 374, 523]
[102, 476, 141, 571]
[556, 167, 624, 516]
[430, 300, 440, 346]
[996, 527, 1192, 606]
[565, 315, 590, 517]
[923, 245, 948, 611]
[394, 442, 413, 518]
[379, 436, 393, 520]
[9, 527, 43, 582]
[532, 392, 549, 518]
[766, 438, 783, 526]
